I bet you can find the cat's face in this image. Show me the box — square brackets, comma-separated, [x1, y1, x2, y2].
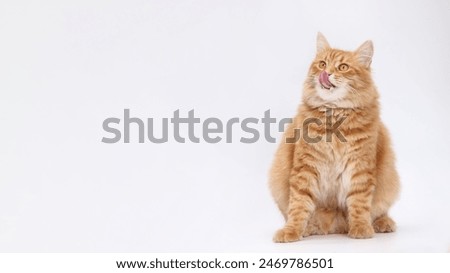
[303, 33, 378, 108]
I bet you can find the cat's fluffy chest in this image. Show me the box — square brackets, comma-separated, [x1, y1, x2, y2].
[313, 141, 352, 210]
[302, 107, 371, 210]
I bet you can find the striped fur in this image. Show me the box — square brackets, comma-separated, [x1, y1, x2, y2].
[270, 33, 399, 242]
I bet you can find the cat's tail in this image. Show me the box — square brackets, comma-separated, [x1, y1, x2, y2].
[304, 208, 348, 236]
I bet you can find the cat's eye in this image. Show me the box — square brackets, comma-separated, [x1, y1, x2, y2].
[338, 63, 349, 71]
[318, 61, 326, 69]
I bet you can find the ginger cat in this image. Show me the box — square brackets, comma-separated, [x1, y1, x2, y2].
[269, 33, 399, 242]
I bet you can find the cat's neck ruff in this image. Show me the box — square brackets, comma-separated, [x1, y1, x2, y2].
[304, 97, 359, 110]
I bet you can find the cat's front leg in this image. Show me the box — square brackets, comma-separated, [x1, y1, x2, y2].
[346, 165, 376, 239]
[273, 166, 317, 243]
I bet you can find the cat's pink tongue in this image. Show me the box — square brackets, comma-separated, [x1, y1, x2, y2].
[319, 71, 333, 89]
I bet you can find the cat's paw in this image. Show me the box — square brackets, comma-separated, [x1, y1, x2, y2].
[373, 216, 396, 233]
[348, 223, 374, 239]
[273, 227, 302, 243]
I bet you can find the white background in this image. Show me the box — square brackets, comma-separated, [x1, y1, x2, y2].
[1, 0, 449, 252]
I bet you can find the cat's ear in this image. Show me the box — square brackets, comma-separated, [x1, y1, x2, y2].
[316, 32, 330, 53]
[355, 40, 373, 68]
